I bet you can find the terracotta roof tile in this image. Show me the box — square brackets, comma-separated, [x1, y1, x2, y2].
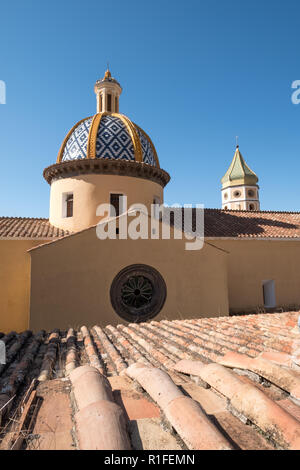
[2, 210, 300, 240]
[0, 217, 70, 239]
[1, 311, 300, 450]
[193, 362, 300, 449]
[193, 209, 300, 238]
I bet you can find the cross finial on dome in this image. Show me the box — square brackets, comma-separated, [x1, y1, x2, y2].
[104, 65, 111, 79]
[236, 136, 239, 148]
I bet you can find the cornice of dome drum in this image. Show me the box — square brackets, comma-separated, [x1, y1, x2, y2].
[43, 159, 170, 188]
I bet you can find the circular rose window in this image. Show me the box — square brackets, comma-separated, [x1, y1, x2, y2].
[110, 264, 167, 322]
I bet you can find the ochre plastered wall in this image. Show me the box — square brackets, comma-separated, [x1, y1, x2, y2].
[29, 226, 229, 331]
[3, 235, 300, 333]
[0, 240, 44, 333]
[215, 239, 300, 312]
[49, 174, 164, 232]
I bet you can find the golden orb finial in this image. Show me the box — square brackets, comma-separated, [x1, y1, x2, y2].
[104, 63, 111, 79]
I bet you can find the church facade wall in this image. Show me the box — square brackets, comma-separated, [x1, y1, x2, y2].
[3, 236, 300, 334]
[215, 239, 300, 313]
[0, 239, 43, 332]
[29, 228, 229, 331]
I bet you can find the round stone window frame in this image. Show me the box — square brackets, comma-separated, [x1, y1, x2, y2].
[110, 264, 167, 322]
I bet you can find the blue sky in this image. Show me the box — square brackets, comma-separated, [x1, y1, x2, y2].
[0, 0, 299, 217]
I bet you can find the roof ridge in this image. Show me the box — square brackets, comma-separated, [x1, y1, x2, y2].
[2, 210, 300, 219]
[203, 208, 300, 214]
[0, 216, 49, 221]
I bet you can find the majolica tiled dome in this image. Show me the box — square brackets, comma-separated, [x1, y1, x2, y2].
[58, 113, 159, 168]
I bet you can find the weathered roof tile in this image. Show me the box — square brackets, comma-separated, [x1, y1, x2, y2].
[2, 209, 300, 240]
[0, 217, 69, 239]
[1, 311, 300, 450]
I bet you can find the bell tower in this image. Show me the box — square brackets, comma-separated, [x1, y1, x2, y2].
[221, 145, 260, 211]
[94, 68, 122, 113]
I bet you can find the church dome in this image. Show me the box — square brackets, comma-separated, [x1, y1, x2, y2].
[44, 69, 170, 233]
[57, 113, 159, 168]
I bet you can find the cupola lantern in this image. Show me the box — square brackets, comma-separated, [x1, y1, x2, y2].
[94, 67, 122, 113]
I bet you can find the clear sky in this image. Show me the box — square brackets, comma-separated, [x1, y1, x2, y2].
[0, 0, 299, 217]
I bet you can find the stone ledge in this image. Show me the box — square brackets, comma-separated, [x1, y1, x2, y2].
[43, 159, 170, 188]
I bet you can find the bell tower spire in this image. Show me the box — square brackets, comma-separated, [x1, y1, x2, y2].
[221, 145, 260, 211]
[94, 67, 122, 113]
